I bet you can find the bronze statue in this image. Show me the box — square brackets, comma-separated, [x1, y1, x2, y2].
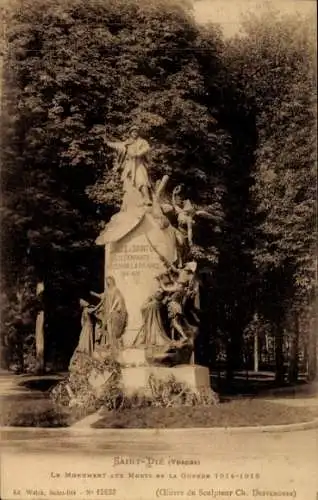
[158, 261, 198, 343]
[159, 184, 213, 266]
[69, 276, 127, 367]
[69, 298, 97, 367]
[105, 126, 152, 206]
[104, 276, 127, 349]
[172, 185, 195, 249]
[133, 277, 171, 348]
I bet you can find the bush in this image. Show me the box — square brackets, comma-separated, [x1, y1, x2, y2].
[51, 350, 219, 415]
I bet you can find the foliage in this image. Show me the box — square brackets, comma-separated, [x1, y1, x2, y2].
[51, 352, 218, 412]
[1, 1, 316, 382]
[120, 374, 219, 408]
[228, 9, 316, 291]
[222, 8, 316, 379]
[51, 352, 121, 410]
[1, 0, 231, 368]
[0, 284, 38, 371]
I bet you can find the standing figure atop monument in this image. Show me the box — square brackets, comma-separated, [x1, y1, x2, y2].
[105, 125, 152, 207]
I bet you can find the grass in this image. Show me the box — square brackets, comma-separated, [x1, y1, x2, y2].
[92, 399, 318, 429]
[0, 375, 89, 427]
[1, 394, 70, 427]
[211, 371, 317, 397]
[0, 392, 99, 427]
[1, 372, 317, 428]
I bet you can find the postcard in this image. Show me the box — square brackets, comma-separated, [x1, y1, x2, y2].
[1, 0, 317, 499]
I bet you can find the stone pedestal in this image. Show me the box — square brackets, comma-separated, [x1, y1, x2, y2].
[116, 348, 148, 367]
[96, 209, 177, 348]
[120, 364, 210, 397]
[88, 368, 113, 399]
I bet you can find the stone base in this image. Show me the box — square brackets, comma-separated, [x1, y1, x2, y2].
[116, 348, 148, 367]
[88, 368, 113, 399]
[120, 364, 210, 397]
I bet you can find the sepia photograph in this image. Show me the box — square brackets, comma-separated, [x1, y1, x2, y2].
[0, 0, 317, 499]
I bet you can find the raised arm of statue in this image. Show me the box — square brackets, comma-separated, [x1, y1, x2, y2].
[105, 139, 126, 153]
[79, 298, 90, 308]
[154, 175, 169, 201]
[187, 218, 194, 247]
[172, 186, 183, 214]
[90, 291, 103, 299]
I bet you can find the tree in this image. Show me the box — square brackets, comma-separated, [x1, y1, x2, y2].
[1, 0, 230, 370]
[226, 8, 316, 382]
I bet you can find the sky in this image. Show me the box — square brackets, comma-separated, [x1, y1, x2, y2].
[193, 0, 316, 37]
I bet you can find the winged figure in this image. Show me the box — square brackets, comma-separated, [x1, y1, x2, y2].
[160, 185, 214, 265]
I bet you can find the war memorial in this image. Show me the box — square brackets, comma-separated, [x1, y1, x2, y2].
[52, 126, 217, 409]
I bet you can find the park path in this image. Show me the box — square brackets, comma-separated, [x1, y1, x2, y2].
[0, 372, 30, 396]
[70, 408, 105, 428]
[264, 380, 318, 410]
[266, 396, 318, 409]
[0, 372, 64, 396]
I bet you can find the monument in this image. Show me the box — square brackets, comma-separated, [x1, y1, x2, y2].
[94, 125, 211, 396]
[58, 125, 216, 406]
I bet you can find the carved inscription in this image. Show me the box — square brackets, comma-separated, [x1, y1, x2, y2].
[110, 244, 161, 278]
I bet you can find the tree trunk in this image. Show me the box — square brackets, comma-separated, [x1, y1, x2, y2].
[307, 327, 317, 381]
[226, 341, 234, 384]
[226, 332, 242, 384]
[288, 313, 299, 384]
[303, 341, 308, 378]
[254, 330, 259, 372]
[275, 325, 285, 384]
[307, 298, 317, 381]
[35, 282, 45, 373]
[0, 340, 10, 370]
